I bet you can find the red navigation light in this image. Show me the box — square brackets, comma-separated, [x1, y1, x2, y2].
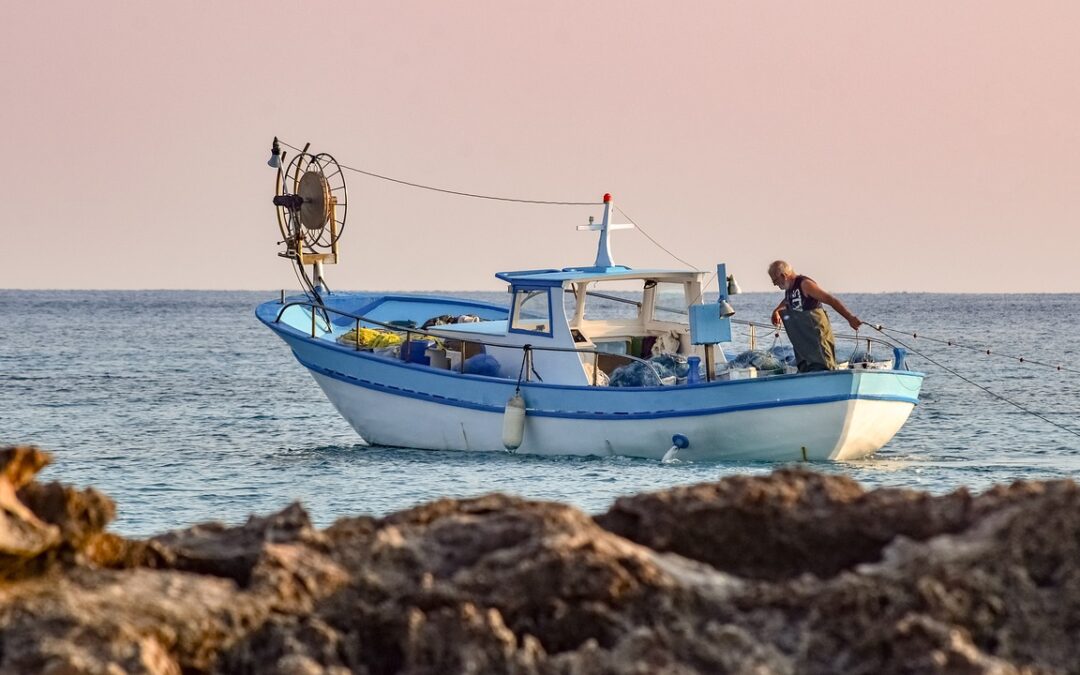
[603, 193, 612, 203]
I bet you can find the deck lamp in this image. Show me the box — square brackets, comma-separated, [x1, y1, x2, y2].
[268, 137, 282, 168]
[726, 274, 741, 295]
[719, 299, 735, 318]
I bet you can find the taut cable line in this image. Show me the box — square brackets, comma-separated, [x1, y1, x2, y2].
[730, 319, 1080, 441]
[614, 205, 700, 271]
[279, 140, 601, 206]
[873, 324, 1080, 375]
[279, 140, 709, 274]
[868, 326, 1080, 441]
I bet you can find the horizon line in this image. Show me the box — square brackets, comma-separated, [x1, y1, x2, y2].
[2, 288, 1078, 296]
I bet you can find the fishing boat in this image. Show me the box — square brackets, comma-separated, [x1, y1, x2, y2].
[256, 141, 923, 461]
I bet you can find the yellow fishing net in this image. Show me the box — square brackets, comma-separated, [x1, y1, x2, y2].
[337, 327, 405, 349]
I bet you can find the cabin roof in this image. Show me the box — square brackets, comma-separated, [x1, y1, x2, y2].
[495, 265, 701, 286]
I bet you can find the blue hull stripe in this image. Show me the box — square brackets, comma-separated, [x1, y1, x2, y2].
[259, 314, 924, 394]
[298, 355, 918, 421]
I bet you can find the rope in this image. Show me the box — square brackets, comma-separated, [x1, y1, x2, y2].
[614, 205, 700, 271]
[869, 326, 1080, 440]
[280, 141, 714, 313]
[514, 345, 543, 389]
[873, 324, 1080, 375]
[732, 318, 1079, 438]
[279, 140, 600, 206]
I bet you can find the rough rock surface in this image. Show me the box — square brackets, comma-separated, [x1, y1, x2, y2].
[594, 468, 1043, 581]
[0, 445, 1078, 674]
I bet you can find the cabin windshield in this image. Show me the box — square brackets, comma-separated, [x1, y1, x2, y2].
[651, 281, 691, 323]
[510, 287, 552, 335]
[579, 282, 643, 321]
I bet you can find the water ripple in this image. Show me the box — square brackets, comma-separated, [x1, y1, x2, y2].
[2, 290, 1079, 536]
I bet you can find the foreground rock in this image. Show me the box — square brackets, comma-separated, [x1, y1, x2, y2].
[0, 446, 1077, 673]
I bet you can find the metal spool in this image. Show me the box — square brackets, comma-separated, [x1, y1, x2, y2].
[275, 151, 349, 252]
[298, 170, 330, 231]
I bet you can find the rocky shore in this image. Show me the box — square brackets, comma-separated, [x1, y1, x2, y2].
[0, 445, 1077, 674]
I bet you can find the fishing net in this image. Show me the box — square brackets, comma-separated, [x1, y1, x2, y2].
[769, 345, 796, 366]
[730, 349, 784, 373]
[846, 348, 881, 363]
[608, 361, 663, 387]
[337, 327, 405, 349]
[607, 353, 687, 387]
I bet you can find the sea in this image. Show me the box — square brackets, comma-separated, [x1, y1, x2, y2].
[2, 290, 1079, 537]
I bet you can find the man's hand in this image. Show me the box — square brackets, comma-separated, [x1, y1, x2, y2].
[772, 310, 783, 327]
[847, 316, 863, 331]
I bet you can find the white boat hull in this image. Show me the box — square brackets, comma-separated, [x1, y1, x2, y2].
[257, 294, 923, 462]
[310, 370, 915, 461]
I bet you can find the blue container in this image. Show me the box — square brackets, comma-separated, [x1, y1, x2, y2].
[405, 340, 432, 365]
[686, 356, 701, 384]
[464, 353, 502, 377]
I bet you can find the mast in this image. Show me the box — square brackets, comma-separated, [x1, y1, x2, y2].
[577, 193, 634, 268]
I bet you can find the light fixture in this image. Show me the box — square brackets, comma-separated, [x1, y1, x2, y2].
[267, 136, 281, 168]
[719, 300, 735, 318]
[726, 274, 741, 295]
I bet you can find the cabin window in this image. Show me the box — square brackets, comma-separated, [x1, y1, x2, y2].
[510, 288, 552, 335]
[652, 282, 689, 323]
[581, 282, 643, 321]
[562, 287, 580, 323]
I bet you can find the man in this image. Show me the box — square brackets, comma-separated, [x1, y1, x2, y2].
[768, 260, 862, 372]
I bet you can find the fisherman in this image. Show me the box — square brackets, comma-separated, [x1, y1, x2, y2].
[768, 260, 862, 372]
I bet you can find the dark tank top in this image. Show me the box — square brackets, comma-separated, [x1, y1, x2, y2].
[784, 275, 821, 312]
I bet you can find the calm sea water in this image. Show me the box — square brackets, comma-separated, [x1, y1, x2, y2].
[2, 290, 1079, 537]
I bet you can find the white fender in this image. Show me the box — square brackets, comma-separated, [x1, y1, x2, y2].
[502, 392, 526, 451]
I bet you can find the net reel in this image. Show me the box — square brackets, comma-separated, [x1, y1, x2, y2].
[270, 138, 348, 295]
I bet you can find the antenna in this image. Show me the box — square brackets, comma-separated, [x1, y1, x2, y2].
[575, 193, 634, 268]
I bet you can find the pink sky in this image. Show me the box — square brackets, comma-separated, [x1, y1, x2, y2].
[2, 1, 1077, 292]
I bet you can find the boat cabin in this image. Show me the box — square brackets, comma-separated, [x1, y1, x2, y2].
[427, 265, 718, 386]
[424, 193, 734, 386]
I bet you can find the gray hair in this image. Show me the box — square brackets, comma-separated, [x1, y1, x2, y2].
[768, 260, 793, 276]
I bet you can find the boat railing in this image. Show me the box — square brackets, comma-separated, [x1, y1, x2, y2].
[730, 318, 898, 361]
[274, 300, 667, 385]
[650, 302, 897, 359]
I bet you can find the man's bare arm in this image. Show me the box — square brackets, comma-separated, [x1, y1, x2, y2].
[801, 279, 862, 330]
[771, 300, 787, 327]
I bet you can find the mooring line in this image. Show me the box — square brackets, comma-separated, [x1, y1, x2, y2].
[869, 326, 1080, 440]
[873, 324, 1080, 375]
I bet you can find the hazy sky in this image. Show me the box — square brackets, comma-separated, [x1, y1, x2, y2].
[2, 1, 1077, 292]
